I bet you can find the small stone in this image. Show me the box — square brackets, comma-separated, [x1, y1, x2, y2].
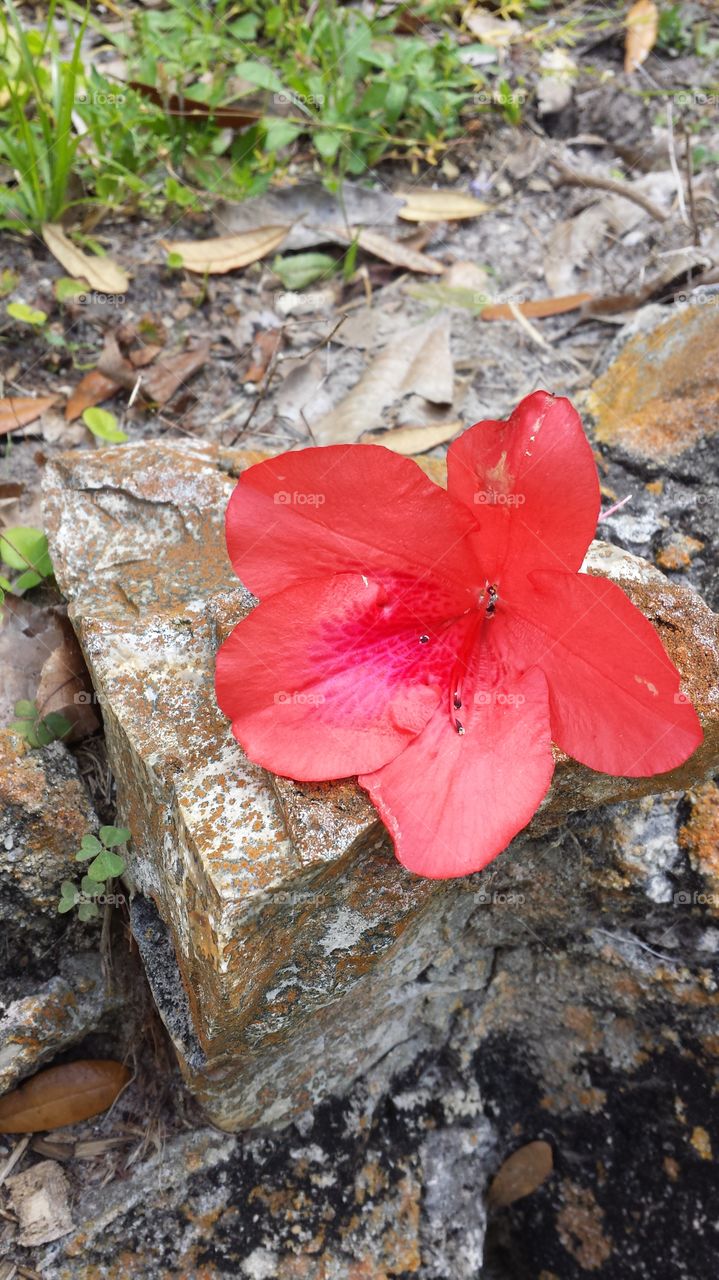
[7, 1159, 74, 1246]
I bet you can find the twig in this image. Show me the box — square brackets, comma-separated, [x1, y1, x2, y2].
[507, 300, 554, 352]
[666, 100, 689, 226]
[548, 154, 670, 223]
[683, 128, 700, 247]
[0, 1136, 30, 1189]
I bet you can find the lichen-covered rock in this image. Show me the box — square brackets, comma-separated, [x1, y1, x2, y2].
[43, 442, 719, 1130]
[0, 729, 96, 950]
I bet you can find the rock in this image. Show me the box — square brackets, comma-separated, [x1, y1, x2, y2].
[0, 729, 97, 958]
[43, 442, 719, 1131]
[0, 955, 116, 1095]
[585, 300, 719, 468]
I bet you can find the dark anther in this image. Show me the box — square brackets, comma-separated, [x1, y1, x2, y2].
[453, 692, 462, 709]
[486, 585, 498, 618]
[455, 718, 465, 736]
[419, 634, 430, 644]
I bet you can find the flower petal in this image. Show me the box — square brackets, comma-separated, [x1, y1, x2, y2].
[506, 569, 704, 776]
[226, 443, 481, 604]
[360, 665, 554, 879]
[216, 572, 473, 780]
[446, 391, 600, 585]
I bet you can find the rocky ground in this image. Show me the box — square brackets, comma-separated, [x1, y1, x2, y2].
[1, 6, 719, 1278]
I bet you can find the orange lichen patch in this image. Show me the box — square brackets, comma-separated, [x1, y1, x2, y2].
[690, 1126, 713, 1160]
[646, 479, 664, 496]
[586, 305, 719, 461]
[563, 1006, 602, 1051]
[540, 1086, 607, 1115]
[557, 1181, 613, 1271]
[655, 534, 704, 572]
[679, 781, 719, 889]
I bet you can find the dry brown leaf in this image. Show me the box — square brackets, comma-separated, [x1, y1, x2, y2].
[245, 328, 284, 382]
[129, 80, 263, 129]
[397, 189, 489, 223]
[160, 226, 289, 274]
[129, 343, 163, 369]
[0, 1061, 131, 1133]
[65, 370, 121, 421]
[481, 292, 593, 321]
[312, 316, 453, 446]
[35, 617, 99, 741]
[0, 395, 58, 435]
[488, 1141, 554, 1208]
[332, 226, 444, 275]
[625, 0, 658, 74]
[42, 224, 129, 294]
[142, 341, 210, 404]
[360, 420, 462, 454]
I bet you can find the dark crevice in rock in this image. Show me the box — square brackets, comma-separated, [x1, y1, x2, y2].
[130, 894, 207, 1072]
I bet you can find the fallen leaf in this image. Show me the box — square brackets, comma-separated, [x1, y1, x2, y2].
[312, 316, 453, 446]
[481, 292, 593, 321]
[216, 181, 404, 251]
[397, 189, 489, 222]
[245, 328, 284, 382]
[160, 227, 290, 274]
[42, 224, 129, 294]
[488, 1141, 554, 1208]
[0, 597, 65, 725]
[96, 333, 141, 391]
[360, 420, 462, 454]
[142, 341, 210, 404]
[331, 226, 444, 275]
[463, 8, 522, 47]
[129, 343, 163, 368]
[65, 370, 121, 421]
[7, 1160, 73, 1246]
[0, 1060, 131, 1133]
[128, 79, 263, 128]
[625, 0, 658, 74]
[0, 395, 59, 435]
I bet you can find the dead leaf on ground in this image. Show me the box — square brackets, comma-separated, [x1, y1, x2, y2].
[216, 181, 404, 251]
[35, 616, 99, 741]
[96, 333, 137, 392]
[332, 226, 444, 275]
[312, 316, 454, 446]
[0, 599, 66, 725]
[489, 1141, 554, 1208]
[397, 189, 489, 223]
[0, 1060, 131, 1133]
[0, 395, 59, 435]
[42, 224, 129, 294]
[65, 370, 121, 421]
[481, 292, 593, 321]
[160, 227, 290, 274]
[360, 419, 462, 454]
[142, 340, 210, 403]
[129, 79, 263, 128]
[129, 343, 164, 368]
[6, 1160, 73, 1246]
[245, 328, 284, 382]
[625, 0, 658, 74]
[463, 8, 522, 47]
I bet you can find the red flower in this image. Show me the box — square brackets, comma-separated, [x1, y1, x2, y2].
[215, 391, 702, 879]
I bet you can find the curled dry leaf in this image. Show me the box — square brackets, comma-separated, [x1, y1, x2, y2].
[625, 0, 658, 74]
[397, 189, 489, 223]
[481, 292, 593, 321]
[160, 226, 290, 274]
[129, 80, 263, 129]
[0, 395, 59, 436]
[42, 224, 129, 294]
[142, 341, 211, 404]
[331, 226, 444, 275]
[65, 370, 121, 422]
[245, 328, 284, 383]
[0, 1060, 131, 1133]
[488, 1140, 554, 1208]
[360, 420, 462, 455]
[36, 616, 100, 741]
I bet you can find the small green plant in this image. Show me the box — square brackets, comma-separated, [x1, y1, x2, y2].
[6, 301, 47, 326]
[58, 825, 130, 921]
[82, 408, 128, 443]
[10, 699, 71, 747]
[0, 526, 54, 593]
[657, 3, 692, 54]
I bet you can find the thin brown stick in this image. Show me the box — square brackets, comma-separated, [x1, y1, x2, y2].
[548, 154, 669, 223]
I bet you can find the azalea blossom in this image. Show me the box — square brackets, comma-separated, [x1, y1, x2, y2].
[215, 391, 702, 879]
